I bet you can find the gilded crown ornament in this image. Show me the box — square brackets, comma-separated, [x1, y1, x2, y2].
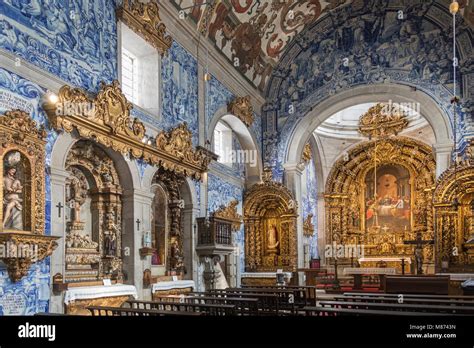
[358, 103, 409, 138]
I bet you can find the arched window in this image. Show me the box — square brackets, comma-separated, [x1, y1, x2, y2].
[213, 121, 233, 166]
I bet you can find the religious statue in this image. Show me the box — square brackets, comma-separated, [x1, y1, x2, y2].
[267, 224, 280, 254]
[67, 175, 87, 224]
[3, 152, 24, 230]
[104, 212, 118, 257]
[414, 243, 424, 275]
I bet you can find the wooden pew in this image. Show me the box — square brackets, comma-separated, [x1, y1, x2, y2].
[384, 275, 450, 295]
[334, 295, 474, 307]
[196, 291, 280, 315]
[126, 299, 236, 316]
[342, 292, 474, 301]
[302, 306, 458, 316]
[153, 295, 260, 316]
[87, 306, 203, 317]
[210, 288, 297, 313]
[241, 285, 317, 306]
[318, 300, 474, 315]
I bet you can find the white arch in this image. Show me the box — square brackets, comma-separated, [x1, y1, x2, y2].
[285, 84, 453, 168]
[50, 132, 141, 189]
[208, 106, 263, 186]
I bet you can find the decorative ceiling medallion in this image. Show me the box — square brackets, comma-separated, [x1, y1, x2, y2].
[212, 200, 242, 232]
[44, 81, 210, 180]
[227, 96, 254, 127]
[116, 0, 173, 56]
[358, 103, 409, 138]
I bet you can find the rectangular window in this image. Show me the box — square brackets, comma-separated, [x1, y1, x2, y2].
[120, 22, 160, 117]
[214, 122, 233, 166]
[121, 48, 137, 103]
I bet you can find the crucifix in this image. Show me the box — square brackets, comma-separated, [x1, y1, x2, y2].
[136, 219, 141, 231]
[404, 232, 434, 275]
[56, 202, 64, 218]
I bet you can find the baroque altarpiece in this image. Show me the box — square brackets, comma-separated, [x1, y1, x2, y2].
[325, 104, 436, 271]
[243, 170, 298, 272]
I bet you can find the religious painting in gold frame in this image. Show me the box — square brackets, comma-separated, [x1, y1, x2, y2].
[364, 164, 413, 235]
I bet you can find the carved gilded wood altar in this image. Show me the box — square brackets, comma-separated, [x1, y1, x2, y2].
[434, 146, 474, 272]
[0, 110, 59, 282]
[243, 170, 298, 272]
[325, 136, 436, 266]
[44, 80, 211, 180]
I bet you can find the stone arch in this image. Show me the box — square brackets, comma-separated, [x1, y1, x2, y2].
[285, 84, 453, 170]
[208, 106, 263, 186]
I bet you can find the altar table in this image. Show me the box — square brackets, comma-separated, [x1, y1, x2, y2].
[64, 284, 138, 315]
[344, 267, 397, 290]
[241, 272, 293, 286]
[151, 280, 195, 299]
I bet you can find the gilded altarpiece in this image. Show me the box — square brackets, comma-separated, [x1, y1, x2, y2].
[153, 168, 186, 275]
[434, 149, 474, 272]
[0, 110, 59, 282]
[243, 171, 298, 272]
[64, 140, 123, 283]
[325, 137, 436, 270]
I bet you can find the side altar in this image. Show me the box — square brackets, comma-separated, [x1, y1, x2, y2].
[242, 169, 298, 285]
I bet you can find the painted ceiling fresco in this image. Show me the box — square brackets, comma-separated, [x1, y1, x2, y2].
[170, 0, 351, 91]
[170, 0, 473, 92]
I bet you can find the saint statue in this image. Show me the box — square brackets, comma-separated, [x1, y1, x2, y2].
[3, 154, 24, 230]
[267, 224, 280, 254]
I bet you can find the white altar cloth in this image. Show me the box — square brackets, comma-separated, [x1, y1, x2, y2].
[358, 257, 412, 264]
[152, 280, 195, 293]
[343, 267, 397, 275]
[64, 284, 138, 304]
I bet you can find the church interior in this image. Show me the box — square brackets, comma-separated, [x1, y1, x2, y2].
[1, 0, 474, 328]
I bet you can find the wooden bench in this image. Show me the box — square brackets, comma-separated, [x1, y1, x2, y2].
[241, 285, 317, 306]
[302, 306, 458, 316]
[318, 300, 474, 315]
[153, 295, 260, 315]
[196, 291, 281, 315]
[126, 299, 236, 316]
[334, 295, 474, 307]
[384, 275, 450, 295]
[87, 306, 203, 317]
[342, 292, 474, 301]
[211, 288, 297, 313]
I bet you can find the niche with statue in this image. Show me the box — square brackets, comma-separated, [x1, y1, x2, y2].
[0, 110, 58, 282]
[63, 140, 123, 283]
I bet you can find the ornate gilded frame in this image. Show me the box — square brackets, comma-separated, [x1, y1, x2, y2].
[0, 110, 59, 282]
[433, 154, 474, 271]
[243, 171, 298, 272]
[325, 136, 436, 258]
[44, 81, 210, 180]
[0, 110, 46, 234]
[116, 0, 173, 56]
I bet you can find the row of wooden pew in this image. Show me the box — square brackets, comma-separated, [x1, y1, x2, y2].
[302, 292, 474, 316]
[87, 285, 316, 316]
[86, 286, 474, 316]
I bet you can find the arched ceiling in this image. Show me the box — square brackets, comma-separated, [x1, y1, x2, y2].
[170, 0, 473, 92]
